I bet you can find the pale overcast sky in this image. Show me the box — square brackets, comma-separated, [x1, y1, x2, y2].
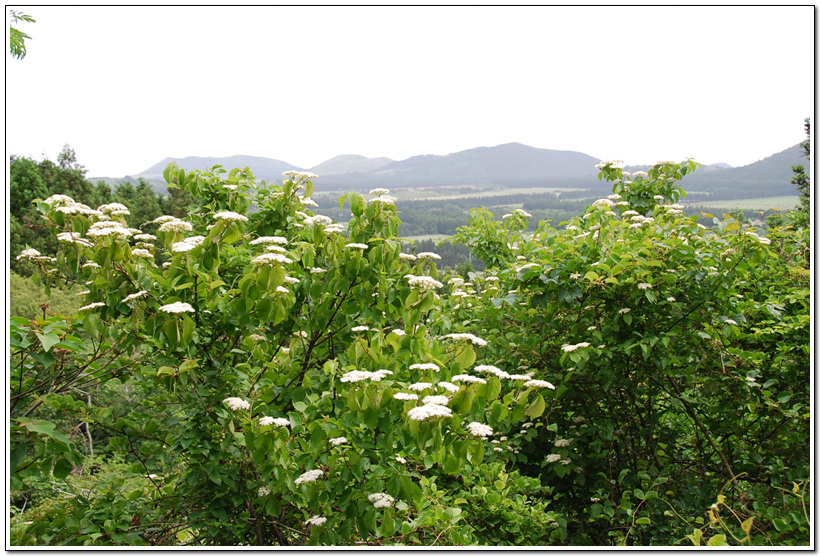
[6, 5, 815, 178]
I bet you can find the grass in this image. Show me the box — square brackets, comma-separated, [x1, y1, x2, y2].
[688, 196, 798, 211]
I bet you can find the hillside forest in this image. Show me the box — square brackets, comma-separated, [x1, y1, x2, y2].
[7, 128, 811, 546]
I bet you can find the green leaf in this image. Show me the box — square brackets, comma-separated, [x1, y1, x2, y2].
[635, 517, 651, 525]
[22, 420, 71, 449]
[706, 534, 728, 546]
[52, 456, 74, 479]
[35, 332, 61, 352]
[524, 394, 546, 418]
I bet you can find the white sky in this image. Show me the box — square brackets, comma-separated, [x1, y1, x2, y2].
[5, 5, 815, 178]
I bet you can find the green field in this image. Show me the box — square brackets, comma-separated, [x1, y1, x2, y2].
[391, 186, 581, 201]
[689, 195, 798, 211]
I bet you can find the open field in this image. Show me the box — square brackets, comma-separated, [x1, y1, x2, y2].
[689, 195, 798, 211]
[391, 186, 582, 201]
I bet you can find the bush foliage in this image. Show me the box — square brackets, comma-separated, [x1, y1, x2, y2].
[9, 158, 810, 546]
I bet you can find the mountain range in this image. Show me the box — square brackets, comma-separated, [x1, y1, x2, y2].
[95, 142, 807, 202]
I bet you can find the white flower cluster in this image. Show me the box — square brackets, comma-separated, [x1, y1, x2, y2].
[87, 221, 133, 239]
[259, 416, 290, 427]
[159, 301, 195, 314]
[409, 363, 440, 372]
[340, 369, 393, 383]
[592, 198, 616, 208]
[303, 214, 334, 227]
[346, 243, 369, 250]
[595, 159, 625, 169]
[422, 395, 450, 406]
[442, 333, 488, 346]
[250, 235, 288, 246]
[329, 437, 348, 446]
[369, 188, 390, 195]
[79, 302, 106, 312]
[16, 248, 52, 263]
[555, 438, 573, 447]
[306, 516, 327, 527]
[416, 252, 441, 260]
[466, 422, 493, 438]
[223, 397, 250, 411]
[294, 469, 323, 485]
[524, 379, 555, 389]
[98, 202, 130, 216]
[213, 211, 248, 222]
[368, 493, 395, 508]
[437, 381, 460, 393]
[451, 374, 487, 384]
[56, 231, 94, 247]
[133, 233, 157, 241]
[123, 290, 149, 303]
[156, 217, 193, 233]
[283, 170, 318, 180]
[393, 392, 419, 401]
[351, 325, 370, 332]
[561, 342, 591, 352]
[251, 253, 293, 266]
[399, 253, 417, 261]
[405, 274, 443, 290]
[407, 401, 452, 421]
[546, 454, 562, 463]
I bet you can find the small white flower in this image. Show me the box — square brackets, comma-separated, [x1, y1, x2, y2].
[466, 422, 493, 438]
[159, 301, 195, 314]
[451, 374, 487, 384]
[351, 325, 370, 332]
[329, 437, 348, 446]
[546, 454, 562, 463]
[422, 395, 450, 406]
[408, 382, 433, 391]
[437, 381, 460, 393]
[399, 253, 417, 261]
[171, 241, 197, 253]
[524, 379, 556, 389]
[252, 253, 293, 265]
[213, 211, 248, 222]
[396, 455, 407, 464]
[340, 370, 373, 383]
[409, 363, 440, 372]
[294, 469, 323, 485]
[132, 248, 154, 259]
[306, 516, 327, 527]
[250, 236, 288, 246]
[407, 403, 453, 421]
[391, 329, 407, 336]
[158, 219, 193, 232]
[637, 283, 653, 290]
[258, 486, 271, 496]
[370, 188, 390, 195]
[223, 397, 250, 411]
[569, 273, 581, 279]
[310, 267, 327, 274]
[405, 275, 444, 290]
[123, 290, 149, 303]
[79, 302, 106, 311]
[619, 308, 632, 314]
[368, 493, 395, 508]
[346, 243, 369, 250]
[561, 342, 590, 353]
[393, 392, 419, 401]
[416, 252, 441, 260]
[554, 438, 572, 447]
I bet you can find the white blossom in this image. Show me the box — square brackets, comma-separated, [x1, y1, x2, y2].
[158, 219, 193, 232]
[524, 379, 556, 389]
[223, 397, 250, 411]
[159, 301, 195, 314]
[368, 493, 395, 508]
[407, 403, 453, 421]
[252, 253, 293, 265]
[451, 374, 487, 384]
[340, 370, 373, 383]
[329, 437, 348, 446]
[416, 252, 441, 260]
[393, 392, 419, 401]
[637, 282, 653, 290]
[407, 382, 433, 391]
[213, 211, 248, 222]
[546, 454, 562, 463]
[79, 302, 106, 311]
[351, 325, 370, 332]
[466, 422, 493, 438]
[437, 381, 460, 393]
[346, 243, 369, 250]
[409, 363, 440, 372]
[123, 290, 149, 303]
[422, 395, 450, 406]
[250, 236, 288, 245]
[399, 253, 417, 261]
[294, 469, 323, 485]
[306, 516, 327, 527]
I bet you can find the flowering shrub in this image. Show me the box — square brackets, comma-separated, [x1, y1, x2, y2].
[11, 164, 564, 546]
[10, 159, 809, 546]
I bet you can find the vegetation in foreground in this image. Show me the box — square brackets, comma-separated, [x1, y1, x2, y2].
[9, 144, 810, 546]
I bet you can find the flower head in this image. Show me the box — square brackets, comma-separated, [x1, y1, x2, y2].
[329, 437, 348, 446]
[466, 422, 493, 438]
[306, 516, 327, 527]
[294, 469, 323, 485]
[79, 302, 106, 312]
[159, 301, 195, 314]
[223, 397, 250, 411]
[451, 374, 487, 384]
[123, 290, 149, 303]
[368, 493, 395, 508]
[421, 395, 450, 406]
[443, 333, 488, 347]
[213, 211, 248, 222]
[524, 379, 556, 389]
[416, 252, 441, 260]
[407, 403, 453, 421]
[409, 363, 440, 372]
[393, 392, 419, 401]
